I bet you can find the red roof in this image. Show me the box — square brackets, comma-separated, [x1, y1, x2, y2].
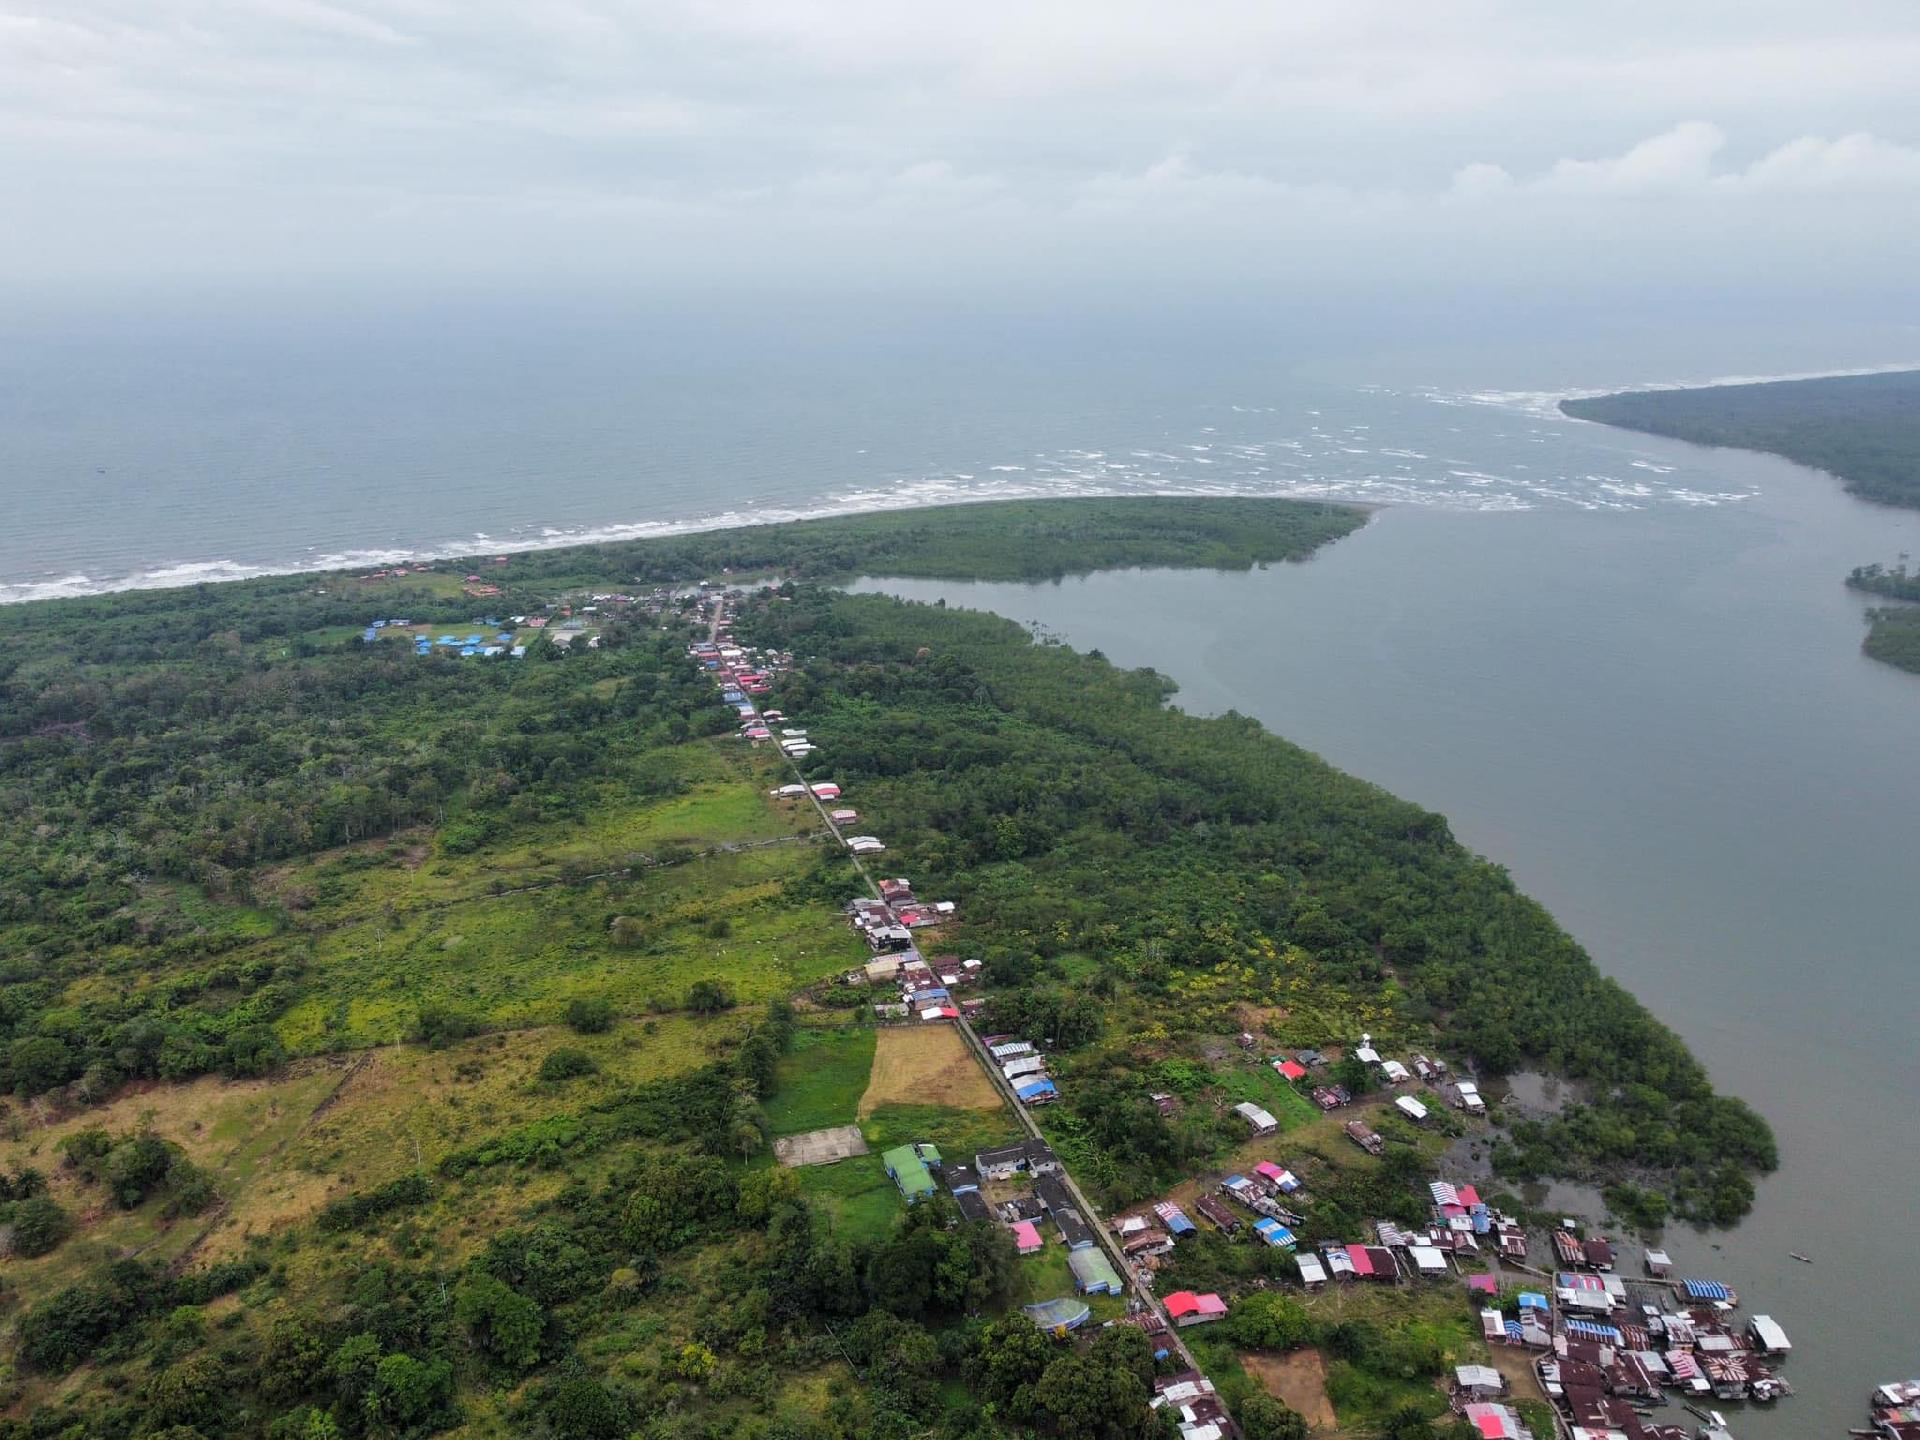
[1458, 1183, 1482, 1207]
[1275, 1059, 1307, 1080]
[1346, 1244, 1374, 1277]
[1165, 1291, 1226, 1318]
[1012, 1221, 1042, 1252]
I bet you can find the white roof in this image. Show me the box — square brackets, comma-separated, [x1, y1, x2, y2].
[1750, 1315, 1791, 1351]
[1396, 1095, 1429, 1119]
[1455, 1079, 1480, 1095]
[1382, 1060, 1410, 1080]
[1456, 1364, 1502, 1387]
[1233, 1102, 1278, 1129]
[1295, 1253, 1327, 1283]
[1409, 1244, 1448, 1272]
[1355, 1045, 1381, 1063]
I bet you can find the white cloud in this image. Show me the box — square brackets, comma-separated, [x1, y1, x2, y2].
[1454, 121, 1920, 200]
[1718, 131, 1920, 191]
[2, 1, 1918, 294]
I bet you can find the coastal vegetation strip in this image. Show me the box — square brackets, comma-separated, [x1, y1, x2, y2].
[1560, 368, 1920, 510]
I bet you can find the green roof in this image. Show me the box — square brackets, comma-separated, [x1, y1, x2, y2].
[882, 1144, 936, 1199]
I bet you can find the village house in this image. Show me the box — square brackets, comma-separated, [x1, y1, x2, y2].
[1344, 1119, 1385, 1155]
[1163, 1292, 1228, 1327]
[1070, 1248, 1125, 1295]
[1454, 1364, 1505, 1401]
[1232, 1101, 1278, 1135]
[882, 1143, 940, 1202]
[1194, 1195, 1239, 1233]
[1153, 1201, 1198, 1238]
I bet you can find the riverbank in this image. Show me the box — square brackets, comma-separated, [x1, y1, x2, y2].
[850, 441, 1920, 1434]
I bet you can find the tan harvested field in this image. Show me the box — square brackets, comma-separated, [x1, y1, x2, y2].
[1243, 1348, 1338, 1433]
[859, 1025, 1003, 1115]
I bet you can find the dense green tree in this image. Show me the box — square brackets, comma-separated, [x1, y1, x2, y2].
[1238, 1394, 1311, 1440]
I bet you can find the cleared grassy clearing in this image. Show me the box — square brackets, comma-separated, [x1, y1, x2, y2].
[793, 1154, 901, 1245]
[763, 1022, 877, 1136]
[272, 845, 863, 1051]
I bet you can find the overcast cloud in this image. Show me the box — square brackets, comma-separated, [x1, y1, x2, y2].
[4, 1, 1918, 300]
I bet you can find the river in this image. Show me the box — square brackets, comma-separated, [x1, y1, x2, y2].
[859, 427, 1920, 1434]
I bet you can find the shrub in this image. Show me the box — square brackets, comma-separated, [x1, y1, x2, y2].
[566, 996, 616, 1033]
[316, 1175, 434, 1233]
[538, 1048, 599, 1083]
[413, 1003, 482, 1049]
[1, 1195, 73, 1258]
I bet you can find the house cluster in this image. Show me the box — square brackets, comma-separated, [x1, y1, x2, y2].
[1871, 1378, 1920, 1440]
[361, 616, 528, 659]
[984, 1034, 1057, 1106]
[974, 1139, 1134, 1300]
[1467, 1260, 1794, 1435]
[1150, 1369, 1234, 1440]
[846, 879, 974, 1024]
[691, 633, 792, 722]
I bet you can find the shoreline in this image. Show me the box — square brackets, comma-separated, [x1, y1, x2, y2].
[0, 490, 1389, 608]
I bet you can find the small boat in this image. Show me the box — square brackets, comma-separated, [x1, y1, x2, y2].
[1789, 1251, 1813, 1264]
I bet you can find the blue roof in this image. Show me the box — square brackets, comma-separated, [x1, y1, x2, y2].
[1016, 1079, 1057, 1100]
[1683, 1279, 1733, 1301]
[1505, 1320, 1524, 1342]
[1518, 1292, 1549, 1311]
[1254, 1220, 1297, 1248]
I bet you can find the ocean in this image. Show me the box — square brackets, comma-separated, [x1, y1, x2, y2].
[5, 300, 1918, 1429]
[2, 299, 1912, 603]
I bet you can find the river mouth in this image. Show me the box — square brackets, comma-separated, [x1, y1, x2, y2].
[852, 435, 1920, 1433]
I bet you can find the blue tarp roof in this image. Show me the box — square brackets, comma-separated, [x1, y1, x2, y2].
[1518, 1292, 1549, 1311]
[1505, 1320, 1524, 1342]
[1683, 1279, 1733, 1301]
[1016, 1080, 1057, 1100]
[1254, 1220, 1297, 1248]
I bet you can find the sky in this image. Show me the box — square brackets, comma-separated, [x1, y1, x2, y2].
[4, 1, 1919, 308]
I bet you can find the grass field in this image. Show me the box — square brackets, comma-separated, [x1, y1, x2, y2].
[859, 1025, 1004, 1116]
[764, 1022, 878, 1136]
[792, 1154, 902, 1245]
[270, 844, 864, 1051]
